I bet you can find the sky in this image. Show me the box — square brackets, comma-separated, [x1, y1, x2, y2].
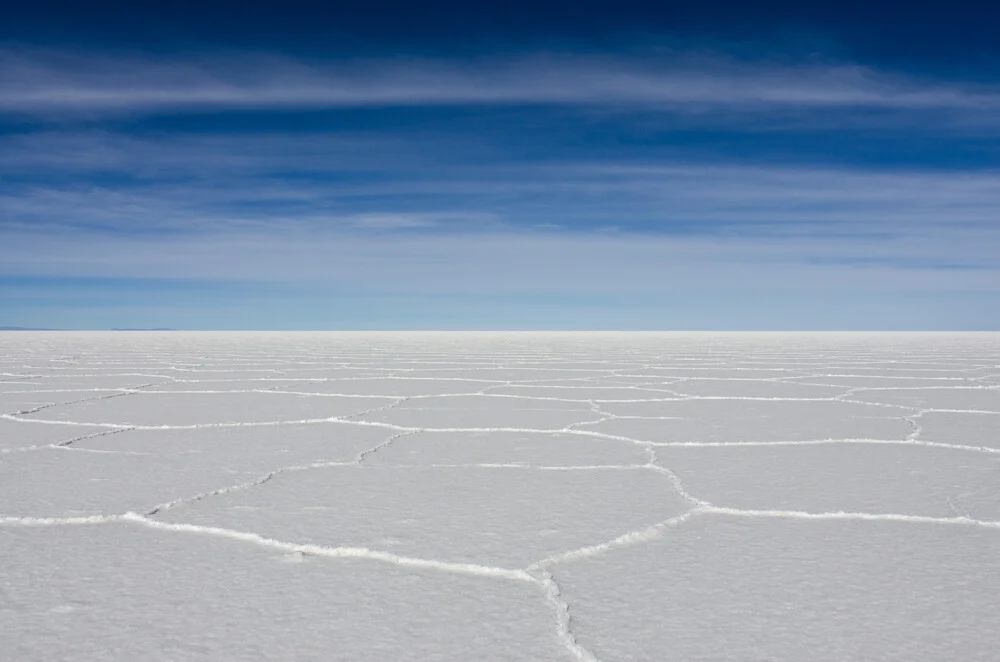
[1, 0, 999, 330]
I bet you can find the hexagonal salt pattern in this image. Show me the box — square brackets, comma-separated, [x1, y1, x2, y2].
[23, 391, 395, 427]
[157, 465, 691, 567]
[364, 429, 649, 467]
[582, 399, 914, 443]
[271, 377, 495, 397]
[0, 417, 109, 452]
[915, 411, 1000, 450]
[0, 390, 125, 416]
[354, 393, 597, 430]
[2, 331, 999, 661]
[662, 378, 848, 398]
[554, 514, 1000, 661]
[655, 443, 1000, 520]
[0, 424, 397, 518]
[849, 387, 1000, 412]
[2, 523, 573, 661]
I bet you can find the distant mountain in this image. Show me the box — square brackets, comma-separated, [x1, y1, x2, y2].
[0, 326, 56, 331]
[1, 326, 181, 331]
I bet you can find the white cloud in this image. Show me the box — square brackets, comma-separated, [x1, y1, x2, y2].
[3, 48, 1000, 116]
[2, 221, 997, 300]
[3, 142, 998, 241]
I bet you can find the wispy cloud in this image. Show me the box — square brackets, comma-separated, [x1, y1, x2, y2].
[3, 221, 998, 301]
[3, 47, 998, 329]
[3, 130, 998, 243]
[2, 137, 998, 295]
[4, 49, 1000, 117]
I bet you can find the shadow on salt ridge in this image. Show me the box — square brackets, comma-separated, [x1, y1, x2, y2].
[356, 394, 596, 430]
[73, 420, 392, 456]
[0, 418, 109, 451]
[25, 392, 396, 427]
[0, 374, 169, 390]
[0, 423, 392, 517]
[157, 465, 690, 568]
[581, 400, 912, 443]
[3, 524, 573, 661]
[555, 515, 1000, 662]
[364, 430, 648, 467]
[0, 391, 120, 417]
[0, 449, 273, 517]
[657, 444, 1000, 520]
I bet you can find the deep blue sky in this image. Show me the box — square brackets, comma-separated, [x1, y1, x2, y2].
[2, 0, 998, 329]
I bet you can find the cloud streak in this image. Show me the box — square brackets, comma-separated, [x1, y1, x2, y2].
[3, 46, 998, 329]
[4, 49, 1000, 117]
[3, 216, 998, 295]
[2, 134, 998, 240]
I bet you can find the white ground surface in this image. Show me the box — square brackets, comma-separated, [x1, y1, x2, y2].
[1, 332, 999, 661]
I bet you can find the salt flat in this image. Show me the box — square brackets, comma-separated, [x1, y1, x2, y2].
[2, 332, 999, 661]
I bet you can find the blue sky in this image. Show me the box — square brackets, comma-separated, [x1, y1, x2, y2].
[2, 1, 999, 329]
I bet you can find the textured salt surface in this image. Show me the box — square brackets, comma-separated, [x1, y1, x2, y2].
[2, 331, 998, 660]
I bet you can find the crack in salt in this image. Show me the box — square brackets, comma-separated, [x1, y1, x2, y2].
[4, 336, 1000, 662]
[702, 505, 1000, 529]
[528, 569, 602, 662]
[123, 512, 534, 581]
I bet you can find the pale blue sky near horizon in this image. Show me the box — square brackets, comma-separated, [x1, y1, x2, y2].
[2, 1, 999, 330]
